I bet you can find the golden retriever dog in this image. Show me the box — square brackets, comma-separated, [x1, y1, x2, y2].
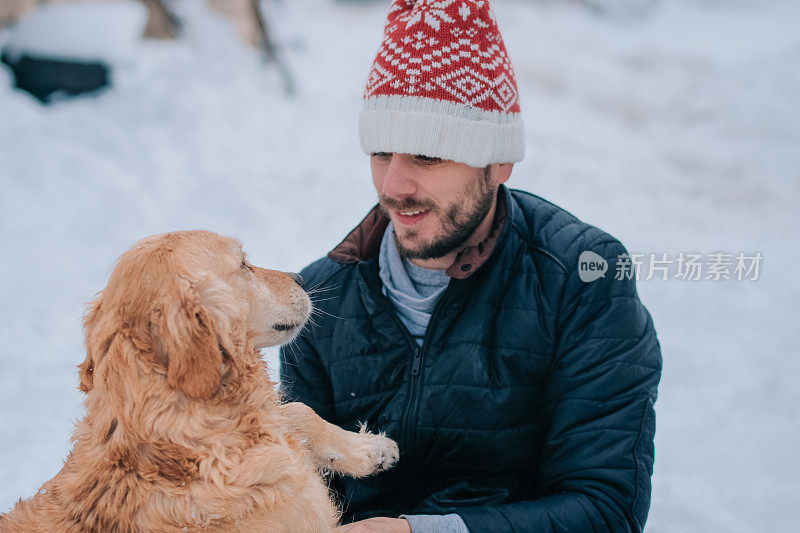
[0, 230, 398, 532]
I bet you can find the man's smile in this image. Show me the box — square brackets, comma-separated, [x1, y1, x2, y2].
[394, 208, 430, 226]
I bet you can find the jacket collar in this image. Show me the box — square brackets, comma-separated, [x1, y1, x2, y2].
[328, 186, 510, 279]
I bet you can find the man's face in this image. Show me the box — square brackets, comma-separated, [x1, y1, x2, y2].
[370, 153, 497, 261]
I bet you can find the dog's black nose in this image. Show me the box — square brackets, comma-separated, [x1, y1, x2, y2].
[289, 272, 304, 285]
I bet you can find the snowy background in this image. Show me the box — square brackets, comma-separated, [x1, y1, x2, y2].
[1, 0, 798, 530]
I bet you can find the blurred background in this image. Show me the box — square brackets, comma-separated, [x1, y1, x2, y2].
[1, 0, 798, 530]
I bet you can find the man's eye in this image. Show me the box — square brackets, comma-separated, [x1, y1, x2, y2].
[415, 154, 442, 164]
[371, 152, 393, 158]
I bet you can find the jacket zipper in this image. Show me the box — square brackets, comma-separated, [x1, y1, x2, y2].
[400, 288, 452, 458]
[410, 348, 422, 376]
[361, 281, 423, 449]
[362, 276, 454, 458]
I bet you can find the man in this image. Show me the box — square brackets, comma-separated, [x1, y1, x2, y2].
[280, 1, 661, 532]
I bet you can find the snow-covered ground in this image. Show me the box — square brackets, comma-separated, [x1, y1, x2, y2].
[1, 0, 798, 530]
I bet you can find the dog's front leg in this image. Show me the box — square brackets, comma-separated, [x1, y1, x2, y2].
[279, 402, 399, 478]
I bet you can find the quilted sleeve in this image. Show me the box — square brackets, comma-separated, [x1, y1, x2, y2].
[279, 257, 344, 422]
[279, 327, 336, 423]
[457, 238, 662, 532]
[278, 262, 338, 422]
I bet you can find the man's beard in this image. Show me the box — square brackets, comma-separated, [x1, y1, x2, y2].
[380, 167, 496, 261]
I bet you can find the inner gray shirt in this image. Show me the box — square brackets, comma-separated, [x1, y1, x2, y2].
[378, 222, 450, 346]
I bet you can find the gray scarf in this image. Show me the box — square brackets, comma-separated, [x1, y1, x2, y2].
[378, 223, 450, 346]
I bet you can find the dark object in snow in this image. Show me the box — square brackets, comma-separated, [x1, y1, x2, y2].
[1, 50, 110, 104]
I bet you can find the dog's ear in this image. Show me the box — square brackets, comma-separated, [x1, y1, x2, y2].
[159, 279, 223, 400]
[79, 294, 105, 393]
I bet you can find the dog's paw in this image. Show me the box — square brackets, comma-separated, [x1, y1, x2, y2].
[361, 431, 400, 474]
[330, 430, 399, 478]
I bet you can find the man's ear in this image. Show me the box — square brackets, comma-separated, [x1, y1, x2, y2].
[491, 162, 513, 185]
[158, 279, 223, 400]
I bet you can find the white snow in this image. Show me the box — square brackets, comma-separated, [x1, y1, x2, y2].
[1, 0, 798, 530]
[2, 1, 147, 62]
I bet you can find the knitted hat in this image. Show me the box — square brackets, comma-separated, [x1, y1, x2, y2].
[359, 0, 524, 168]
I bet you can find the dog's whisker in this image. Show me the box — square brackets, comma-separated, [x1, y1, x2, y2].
[310, 314, 341, 325]
[306, 286, 339, 295]
[305, 282, 342, 295]
[312, 308, 344, 321]
[309, 291, 337, 298]
[288, 339, 300, 359]
[309, 296, 340, 304]
[306, 280, 340, 290]
[283, 338, 305, 367]
[280, 347, 300, 368]
[304, 315, 322, 329]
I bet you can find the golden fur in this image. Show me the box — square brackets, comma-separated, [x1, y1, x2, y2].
[0, 230, 398, 532]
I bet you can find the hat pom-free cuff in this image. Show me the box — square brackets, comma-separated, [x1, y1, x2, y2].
[359, 95, 524, 168]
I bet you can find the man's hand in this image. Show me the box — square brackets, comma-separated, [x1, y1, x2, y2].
[335, 517, 412, 533]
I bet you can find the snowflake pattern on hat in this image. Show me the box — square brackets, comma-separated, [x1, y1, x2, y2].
[365, 0, 520, 114]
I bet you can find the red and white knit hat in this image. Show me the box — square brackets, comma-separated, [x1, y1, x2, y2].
[360, 0, 524, 168]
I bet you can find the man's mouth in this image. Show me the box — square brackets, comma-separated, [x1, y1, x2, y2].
[394, 208, 430, 226]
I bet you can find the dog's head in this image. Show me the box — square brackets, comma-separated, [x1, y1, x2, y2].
[79, 230, 310, 400]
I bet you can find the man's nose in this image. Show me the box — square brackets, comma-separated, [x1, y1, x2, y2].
[381, 155, 419, 199]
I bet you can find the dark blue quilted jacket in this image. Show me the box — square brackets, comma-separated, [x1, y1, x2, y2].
[280, 186, 662, 532]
